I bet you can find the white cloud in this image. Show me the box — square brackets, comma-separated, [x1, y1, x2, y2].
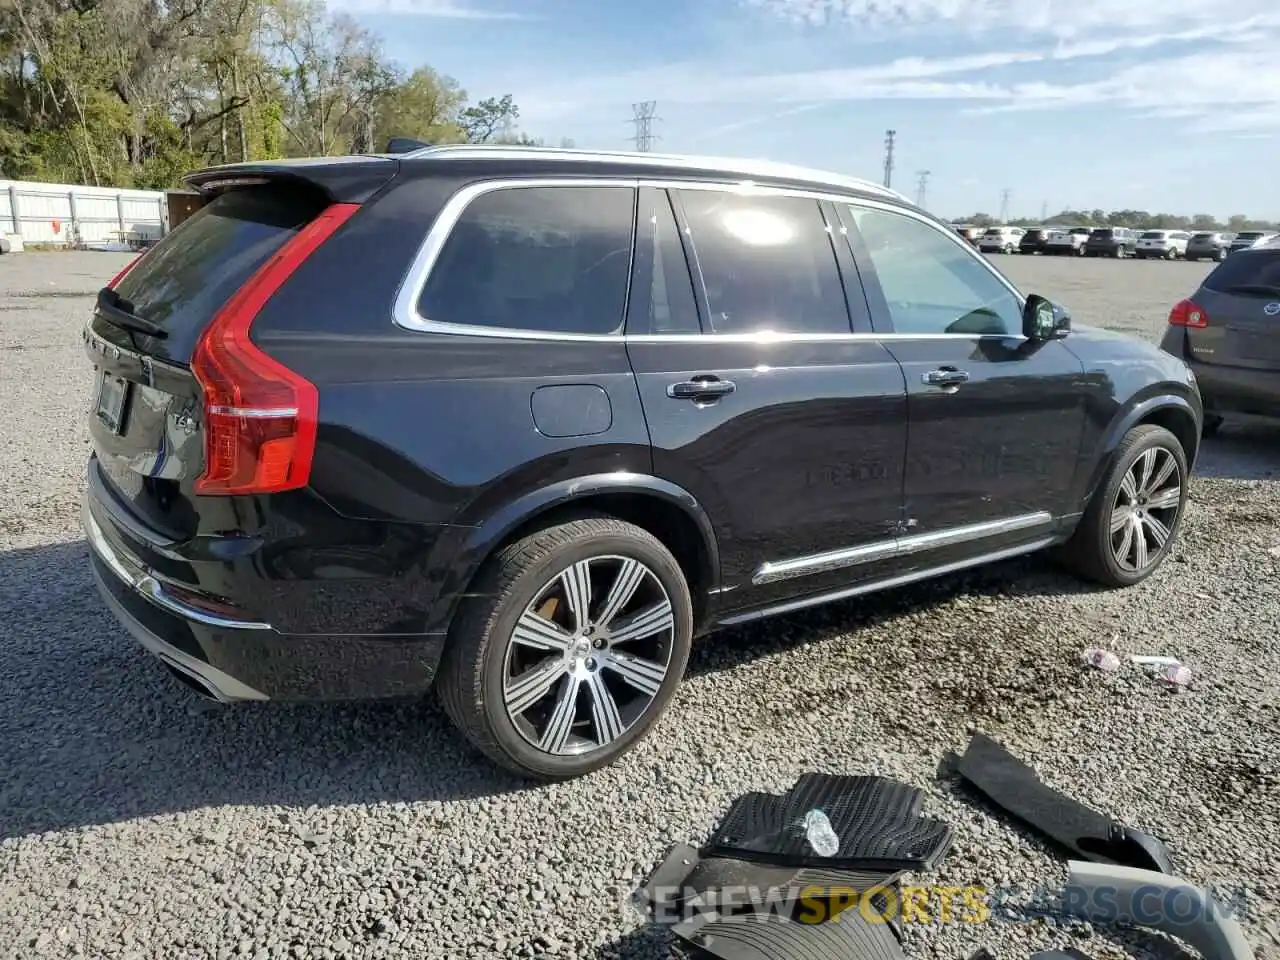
[513, 1, 1280, 135]
[742, 0, 1280, 41]
[328, 0, 525, 17]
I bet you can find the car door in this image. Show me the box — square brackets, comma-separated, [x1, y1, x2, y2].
[625, 185, 909, 614]
[835, 200, 1088, 563]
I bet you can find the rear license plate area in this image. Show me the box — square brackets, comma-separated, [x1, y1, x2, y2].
[96, 371, 131, 434]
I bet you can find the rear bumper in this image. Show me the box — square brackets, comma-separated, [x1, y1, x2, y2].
[1177, 357, 1280, 417]
[84, 494, 448, 702]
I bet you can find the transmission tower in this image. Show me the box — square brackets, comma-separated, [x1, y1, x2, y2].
[1040, 200, 1048, 222]
[915, 170, 931, 209]
[882, 130, 896, 189]
[630, 101, 659, 152]
[999, 188, 1011, 223]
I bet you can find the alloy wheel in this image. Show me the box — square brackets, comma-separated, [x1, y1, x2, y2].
[502, 555, 675, 757]
[1109, 447, 1182, 573]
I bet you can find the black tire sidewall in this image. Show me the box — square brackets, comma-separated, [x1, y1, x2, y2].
[477, 529, 693, 778]
[1088, 427, 1189, 586]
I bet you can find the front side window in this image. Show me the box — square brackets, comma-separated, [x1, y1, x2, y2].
[675, 190, 851, 335]
[418, 186, 635, 335]
[844, 205, 1022, 336]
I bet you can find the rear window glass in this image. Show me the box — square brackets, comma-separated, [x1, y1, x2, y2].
[1092, 229, 1114, 238]
[1236, 233, 1263, 241]
[1202, 249, 1280, 294]
[418, 186, 635, 335]
[1140, 231, 1165, 239]
[113, 187, 324, 359]
[1191, 233, 1214, 241]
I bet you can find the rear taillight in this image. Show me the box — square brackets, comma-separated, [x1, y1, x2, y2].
[1168, 298, 1208, 328]
[191, 201, 360, 496]
[107, 254, 144, 289]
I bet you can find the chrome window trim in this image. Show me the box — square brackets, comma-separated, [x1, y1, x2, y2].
[391, 176, 1028, 344]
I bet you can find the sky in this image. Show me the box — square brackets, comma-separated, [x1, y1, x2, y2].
[338, 0, 1280, 221]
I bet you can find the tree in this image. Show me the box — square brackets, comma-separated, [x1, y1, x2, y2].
[459, 93, 517, 143]
[0, 0, 558, 187]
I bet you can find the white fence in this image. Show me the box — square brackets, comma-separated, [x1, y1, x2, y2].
[0, 179, 168, 248]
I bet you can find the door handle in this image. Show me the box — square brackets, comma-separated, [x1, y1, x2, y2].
[667, 376, 736, 401]
[922, 367, 970, 387]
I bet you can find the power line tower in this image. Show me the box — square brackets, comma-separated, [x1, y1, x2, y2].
[999, 188, 1011, 223]
[882, 130, 896, 189]
[915, 170, 931, 209]
[1040, 199, 1048, 222]
[630, 101, 659, 152]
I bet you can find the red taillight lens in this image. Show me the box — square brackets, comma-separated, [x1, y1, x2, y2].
[1168, 298, 1208, 328]
[107, 254, 144, 289]
[191, 201, 360, 496]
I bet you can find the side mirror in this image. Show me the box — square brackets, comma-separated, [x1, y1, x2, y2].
[1023, 294, 1070, 341]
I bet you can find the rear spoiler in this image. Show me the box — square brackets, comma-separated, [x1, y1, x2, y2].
[183, 156, 400, 205]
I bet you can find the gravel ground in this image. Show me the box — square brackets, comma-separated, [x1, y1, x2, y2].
[1, 250, 1278, 960]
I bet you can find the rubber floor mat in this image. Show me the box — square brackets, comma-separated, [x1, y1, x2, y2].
[671, 910, 906, 960]
[702, 773, 953, 871]
[947, 733, 1174, 874]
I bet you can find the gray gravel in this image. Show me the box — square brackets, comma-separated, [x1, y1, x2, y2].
[1, 250, 1278, 960]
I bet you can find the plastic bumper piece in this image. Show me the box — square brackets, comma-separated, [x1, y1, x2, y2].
[702, 774, 954, 872]
[1065, 859, 1255, 960]
[670, 909, 906, 960]
[944, 733, 1174, 874]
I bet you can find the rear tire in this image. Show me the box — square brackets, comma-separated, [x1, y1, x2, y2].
[1215, 248, 1227, 261]
[1056, 425, 1188, 588]
[436, 516, 694, 780]
[1166, 247, 1177, 260]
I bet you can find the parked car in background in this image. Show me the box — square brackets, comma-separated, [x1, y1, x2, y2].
[1228, 231, 1278, 255]
[1135, 230, 1190, 260]
[1018, 227, 1051, 254]
[1085, 227, 1137, 258]
[1162, 237, 1280, 436]
[80, 144, 1204, 780]
[953, 224, 981, 246]
[978, 225, 1025, 254]
[1185, 232, 1233, 262]
[1045, 227, 1092, 255]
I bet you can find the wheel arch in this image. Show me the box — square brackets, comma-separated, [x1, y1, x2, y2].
[1079, 394, 1200, 510]
[430, 474, 721, 636]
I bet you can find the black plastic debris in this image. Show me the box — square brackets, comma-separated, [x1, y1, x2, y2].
[670, 909, 907, 960]
[702, 773, 954, 872]
[942, 733, 1175, 874]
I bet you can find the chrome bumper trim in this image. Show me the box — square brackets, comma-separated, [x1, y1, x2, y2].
[82, 495, 272, 631]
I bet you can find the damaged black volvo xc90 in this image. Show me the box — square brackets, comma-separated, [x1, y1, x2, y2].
[83, 145, 1203, 780]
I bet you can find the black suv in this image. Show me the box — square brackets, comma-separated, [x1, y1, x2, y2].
[1084, 227, 1137, 258]
[83, 146, 1203, 780]
[1018, 227, 1051, 254]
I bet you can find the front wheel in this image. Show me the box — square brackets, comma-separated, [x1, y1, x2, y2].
[1056, 424, 1188, 587]
[436, 516, 693, 780]
[1215, 248, 1227, 261]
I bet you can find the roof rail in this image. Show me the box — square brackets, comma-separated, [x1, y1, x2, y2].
[404, 143, 910, 203]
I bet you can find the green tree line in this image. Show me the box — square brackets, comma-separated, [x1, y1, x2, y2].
[953, 210, 1280, 232]
[0, 0, 566, 189]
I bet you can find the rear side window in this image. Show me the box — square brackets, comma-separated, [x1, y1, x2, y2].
[1202, 249, 1280, 294]
[675, 191, 850, 335]
[113, 187, 326, 360]
[418, 186, 635, 335]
